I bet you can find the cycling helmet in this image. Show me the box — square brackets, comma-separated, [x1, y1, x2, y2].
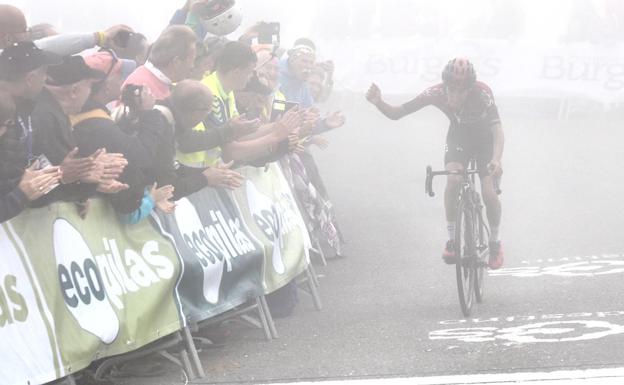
[442, 58, 476, 90]
[198, 0, 243, 36]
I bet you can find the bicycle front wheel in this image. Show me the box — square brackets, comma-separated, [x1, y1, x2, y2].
[474, 209, 489, 303]
[455, 200, 476, 317]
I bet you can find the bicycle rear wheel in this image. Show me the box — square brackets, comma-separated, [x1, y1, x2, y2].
[455, 200, 476, 317]
[474, 209, 489, 303]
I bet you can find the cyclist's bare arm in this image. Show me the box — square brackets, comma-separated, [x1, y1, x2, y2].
[487, 122, 505, 176]
[492, 122, 504, 163]
[366, 83, 410, 121]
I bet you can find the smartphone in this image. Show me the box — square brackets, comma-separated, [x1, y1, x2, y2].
[31, 153, 52, 170]
[270, 100, 299, 122]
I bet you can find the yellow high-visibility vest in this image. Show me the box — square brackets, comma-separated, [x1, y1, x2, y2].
[176, 72, 239, 168]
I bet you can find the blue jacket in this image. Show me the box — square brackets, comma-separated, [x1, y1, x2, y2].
[278, 58, 315, 109]
[278, 59, 331, 134]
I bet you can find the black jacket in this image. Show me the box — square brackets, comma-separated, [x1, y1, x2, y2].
[175, 111, 233, 153]
[149, 102, 208, 200]
[71, 99, 167, 213]
[0, 100, 31, 223]
[31, 88, 96, 206]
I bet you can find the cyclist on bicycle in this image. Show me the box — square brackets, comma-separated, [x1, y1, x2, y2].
[365, 58, 504, 269]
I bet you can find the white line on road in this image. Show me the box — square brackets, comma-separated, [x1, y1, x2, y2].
[263, 367, 624, 385]
[520, 254, 624, 265]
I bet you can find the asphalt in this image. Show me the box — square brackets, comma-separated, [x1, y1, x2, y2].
[114, 94, 624, 385]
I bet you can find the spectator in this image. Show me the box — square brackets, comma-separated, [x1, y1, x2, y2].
[116, 33, 150, 66]
[278, 41, 346, 256]
[0, 90, 61, 223]
[189, 41, 211, 80]
[28, 23, 58, 41]
[189, 36, 228, 80]
[177, 40, 257, 168]
[0, 42, 78, 216]
[308, 64, 326, 104]
[31, 55, 123, 208]
[113, 84, 175, 223]
[279, 40, 345, 135]
[0, 4, 134, 57]
[124, 25, 197, 101]
[154, 80, 244, 196]
[190, 41, 295, 166]
[71, 50, 171, 213]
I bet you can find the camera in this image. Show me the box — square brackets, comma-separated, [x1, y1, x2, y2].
[121, 84, 143, 110]
[114, 30, 135, 48]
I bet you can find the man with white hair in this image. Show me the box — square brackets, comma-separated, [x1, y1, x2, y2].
[123, 25, 198, 100]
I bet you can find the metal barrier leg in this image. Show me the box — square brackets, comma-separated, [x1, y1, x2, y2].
[182, 326, 205, 378]
[308, 262, 321, 288]
[312, 239, 328, 266]
[179, 347, 195, 380]
[95, 334, 182, 381]
[306, 267, 323, 311]
[260, 295, 279, 339]
[255, 297, 273, 341]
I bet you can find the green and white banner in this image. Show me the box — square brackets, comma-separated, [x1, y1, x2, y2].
[152, 187, 266, 324]
[1, 166, 312, 384]
[4, 200, 183, 385]
[231, 163, 311, 294]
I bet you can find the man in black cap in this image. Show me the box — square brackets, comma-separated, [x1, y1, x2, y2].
[30, 54, 128, 207]
[0, 41, 71, 217]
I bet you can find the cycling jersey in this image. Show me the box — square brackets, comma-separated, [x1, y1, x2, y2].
[401, 81, 501, 175]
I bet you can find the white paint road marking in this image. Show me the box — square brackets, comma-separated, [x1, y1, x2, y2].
[490, 260, 624, 278]
[429, 320, 624, 344]
[520, 254, 624, 265]
[264, 367, 624, 384]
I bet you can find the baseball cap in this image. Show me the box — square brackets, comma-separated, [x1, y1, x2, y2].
[84, 50, 136, 83]
[47, 55, 106, 86]
[0, 41, 62, 80]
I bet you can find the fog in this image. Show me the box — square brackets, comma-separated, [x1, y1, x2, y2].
[6, 1, 624, 383]
[11, 0, 624, 101]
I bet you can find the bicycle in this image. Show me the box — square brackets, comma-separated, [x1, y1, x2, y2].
[425, 159, 495, 317]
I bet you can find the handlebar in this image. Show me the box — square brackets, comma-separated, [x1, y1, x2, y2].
[425, 165, 502, 197]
